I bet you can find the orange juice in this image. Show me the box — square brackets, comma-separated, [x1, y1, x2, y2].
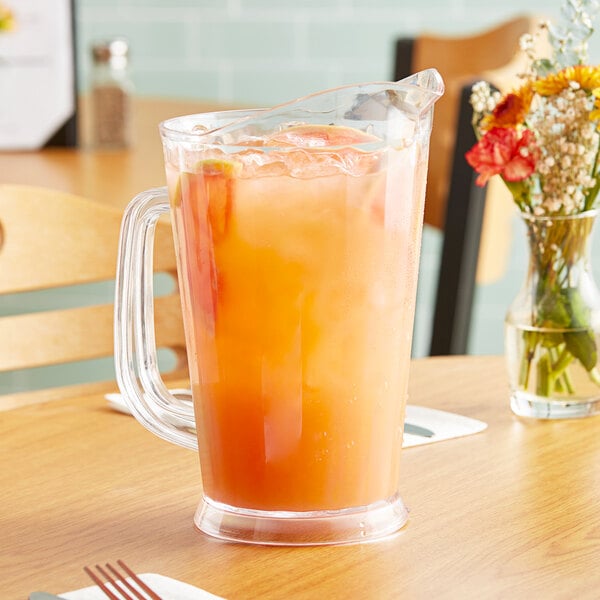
[166, 125, 423, 512]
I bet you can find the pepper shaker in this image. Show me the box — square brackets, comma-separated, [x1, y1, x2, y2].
[90, 38, 133, 148]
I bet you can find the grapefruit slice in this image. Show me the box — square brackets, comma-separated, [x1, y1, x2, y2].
[197, 158, 240, 241]
[266, 124, 379, 148]
[175, 159, 240, 330]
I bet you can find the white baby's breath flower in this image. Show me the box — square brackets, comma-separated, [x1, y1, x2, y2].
[520, 33, 534, 52]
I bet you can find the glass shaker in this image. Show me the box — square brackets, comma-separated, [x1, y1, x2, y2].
[90, 38, 133, 148]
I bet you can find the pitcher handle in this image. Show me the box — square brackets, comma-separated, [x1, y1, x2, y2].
[114, 187, 198, 450]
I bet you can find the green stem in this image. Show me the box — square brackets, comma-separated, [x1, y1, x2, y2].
[562, 366, 575, 395]
[552, 346, 574, 375]
[552, 347, 575, 394]
[536, 353, 551, 396]
[519, 330, 537, 389]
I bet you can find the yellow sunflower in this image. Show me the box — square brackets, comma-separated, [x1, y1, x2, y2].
[534, 64, 600, 95]
[0, 3, 15, 32]
[591, 88, 600, 122]
[481, 83, 533, 130]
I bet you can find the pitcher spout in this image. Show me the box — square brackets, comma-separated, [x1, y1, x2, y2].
[394, 68, 445, 115]
[342, 68, 443, 136]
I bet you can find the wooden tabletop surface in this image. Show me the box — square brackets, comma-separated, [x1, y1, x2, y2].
[3, 355, 600, 599]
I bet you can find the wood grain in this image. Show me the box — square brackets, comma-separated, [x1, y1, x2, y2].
[2, 356, 600, 599]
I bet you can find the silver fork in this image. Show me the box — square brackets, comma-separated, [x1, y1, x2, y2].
[83, 560, 163, 600]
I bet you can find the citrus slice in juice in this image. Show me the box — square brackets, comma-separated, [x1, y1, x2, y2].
[175, 158, 240, 329]
[266, 124, 379, 148]
[197, 158, 241, 241]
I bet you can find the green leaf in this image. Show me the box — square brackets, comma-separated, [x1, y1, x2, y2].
[504, 180, 533, 212]
[564, 330, 597, 372]
[561, 287, 591, 328]
[532, 58, 555, 76]
[537, 292, 571, 328]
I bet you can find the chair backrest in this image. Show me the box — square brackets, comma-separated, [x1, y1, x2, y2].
[0, 184, 187, 409]
[394, 15, 541, 355]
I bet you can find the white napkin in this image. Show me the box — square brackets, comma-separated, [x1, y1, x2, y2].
[402, 404, 487, 447]
[105, 394, 487, 448]
[61, 573, 225, 600]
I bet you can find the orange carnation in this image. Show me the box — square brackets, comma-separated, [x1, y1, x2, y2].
[481, 85, 533, 131]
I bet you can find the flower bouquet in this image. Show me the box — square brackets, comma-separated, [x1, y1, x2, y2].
[465, 0, 600, 417]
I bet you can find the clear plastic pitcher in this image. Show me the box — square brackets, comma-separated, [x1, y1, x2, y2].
[114, 70, 444, 545]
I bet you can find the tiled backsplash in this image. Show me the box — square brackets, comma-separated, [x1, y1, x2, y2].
[75, 0, 567, 107]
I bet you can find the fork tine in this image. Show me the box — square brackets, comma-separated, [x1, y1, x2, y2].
[104, 563, 145, 599]
[115, 560, 163, 600]
[83, 565, 124, 600]
[97, 564, 137, 599]
[84, 561, 163, 600]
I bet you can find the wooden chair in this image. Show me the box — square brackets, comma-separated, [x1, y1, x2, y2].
[0, 184, 187, 409]
[394, 15, 542, 355]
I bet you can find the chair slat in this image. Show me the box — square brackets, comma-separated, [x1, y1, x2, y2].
[0, 184, 188, 403]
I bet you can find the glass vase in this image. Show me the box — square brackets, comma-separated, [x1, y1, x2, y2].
[505, 209, 600, 418]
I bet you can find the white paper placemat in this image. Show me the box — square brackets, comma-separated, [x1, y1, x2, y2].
[61, 573, 225, 600]
[403, 405, 487, 447]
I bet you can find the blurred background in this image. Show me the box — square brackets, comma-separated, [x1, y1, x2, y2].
[76, 0, 582, 358]
[4, 0, 600, 395]
[76, 0, 598, 358]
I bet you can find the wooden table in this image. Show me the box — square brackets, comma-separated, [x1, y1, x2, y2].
[3, 355, 600, 599]
[0, 97, 235, 209]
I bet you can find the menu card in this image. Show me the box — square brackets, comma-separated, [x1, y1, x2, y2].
[0, 0, 77, 150]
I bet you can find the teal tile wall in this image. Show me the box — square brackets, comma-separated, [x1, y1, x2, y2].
[76, 0, 586, 107]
